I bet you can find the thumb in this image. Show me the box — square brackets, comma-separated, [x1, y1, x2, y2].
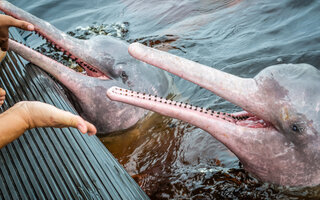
[54, 111, 97, 135]
[54, 111, 90, 132]
[76, 118, 97, 136]
[26, 101, 97, 135]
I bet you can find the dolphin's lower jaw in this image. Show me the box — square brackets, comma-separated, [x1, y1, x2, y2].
[106, 86, 274, 147]
[107, 87, 271, 130]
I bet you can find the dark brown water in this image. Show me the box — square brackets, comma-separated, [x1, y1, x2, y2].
[14, 0, 320, 198]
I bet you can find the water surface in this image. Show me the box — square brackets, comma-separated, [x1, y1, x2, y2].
[11, 0, 320, 199]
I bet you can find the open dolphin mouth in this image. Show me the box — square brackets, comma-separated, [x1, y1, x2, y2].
[107, 86, 272, 130]
[9, 36, 109, 79]
[32, 31, 107, 78]
[105, 42, 276, 134]
[0, 1, 109, 79]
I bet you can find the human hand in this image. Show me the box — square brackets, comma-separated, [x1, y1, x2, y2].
[14, 101, 97, 135]
[0, 14, 34, 51]
[0, 88, 5, 106]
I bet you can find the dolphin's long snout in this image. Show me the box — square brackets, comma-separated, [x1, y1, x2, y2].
[128, 43, 259, 115]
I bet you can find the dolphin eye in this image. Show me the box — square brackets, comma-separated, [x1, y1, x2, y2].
[120, 70, 128, 83]
[291, 123, 304, 133]
[121, 71, 128, 78]
[291, 124, 299, 132]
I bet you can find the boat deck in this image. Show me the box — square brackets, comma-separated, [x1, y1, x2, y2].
[0, 29, 148, 199]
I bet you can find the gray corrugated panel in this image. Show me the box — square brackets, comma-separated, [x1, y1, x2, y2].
[0, 29, 149, 199]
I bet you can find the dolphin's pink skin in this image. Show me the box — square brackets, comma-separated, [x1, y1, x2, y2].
[107, 43, 320, 186]
[0, 1, 169, 134]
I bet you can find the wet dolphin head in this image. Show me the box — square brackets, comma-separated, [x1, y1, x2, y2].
[0, 1, 169, 134]
[253, 64, 320, 138]
[80, 35, 169, 93]
[107, 43, 320, 186]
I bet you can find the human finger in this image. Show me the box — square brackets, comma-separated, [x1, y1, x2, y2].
[84, 121, 97, 135]
[50, 108, 97, 135]
[0, 88, 5, 97]
[1, 39, 8, 51]
[11, 19, 34, 31]
[0, 88, 6, 106]
[4, 15, 34, 31]
[75, 117, 97, 135]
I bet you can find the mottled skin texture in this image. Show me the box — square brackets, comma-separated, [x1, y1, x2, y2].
[0, 1, 169, 134]
[107, 43, 320, 186]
